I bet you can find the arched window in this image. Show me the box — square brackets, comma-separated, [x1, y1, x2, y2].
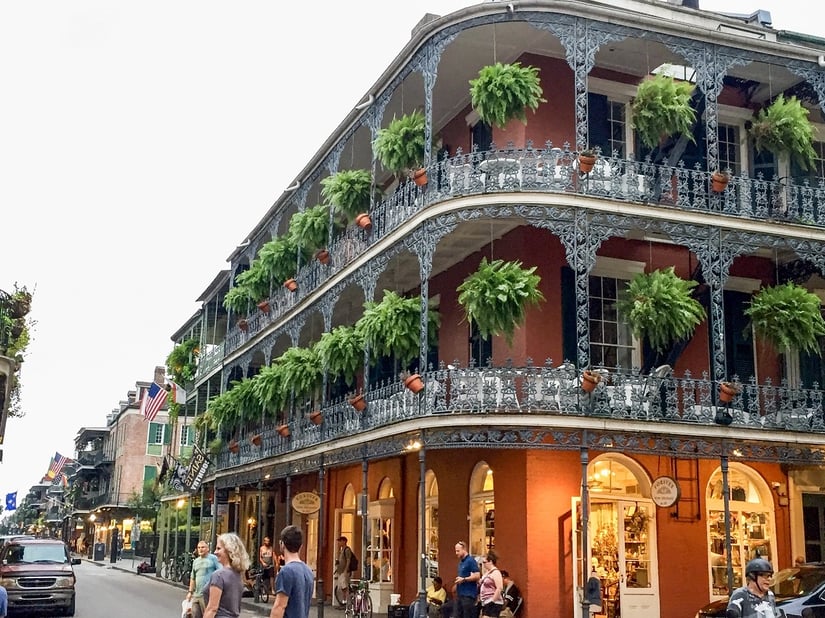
[424, 470, 439, 579]
[338, 484, 357, 555]
[470, 462, 494, 557]
[706, 464, 775, 598]
[368, 478, 394, 583]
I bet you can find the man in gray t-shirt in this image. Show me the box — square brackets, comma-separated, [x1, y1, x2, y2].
[270, 526, 314, 618]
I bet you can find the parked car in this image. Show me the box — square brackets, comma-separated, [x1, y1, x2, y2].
[0, 537, 81, 615]
[0, 535, 35, 553]
[696, 564, 825, 618]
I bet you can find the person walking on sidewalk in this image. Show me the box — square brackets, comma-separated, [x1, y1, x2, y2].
[188, 541, 221, 618]
[453, 541, 480, 618]
[204, 533, 250, 618]
[334, 536, 354, 609]
[270, 525, 314, 618]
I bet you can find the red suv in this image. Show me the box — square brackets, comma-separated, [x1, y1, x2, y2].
[0, 538, 80, 615]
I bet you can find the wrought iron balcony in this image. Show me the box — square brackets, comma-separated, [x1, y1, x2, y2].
[212, 360, 824, 471]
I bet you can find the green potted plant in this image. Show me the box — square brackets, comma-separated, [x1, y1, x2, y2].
[615, 267, 707, 354]
[252, 362, 287, 418]
[355, 290, 440, 370]
[321, 169, 375, 229]
[223, 283, 257, 331]
[316, 325, 364, 386]
[288, 204, 338, 264]
[457, 258, 545, 345]
[275, 346, 323, 410]
[0, 284, 33, 359]
[631, 72, 697, 149]
[743, 282, 825, 355]
[373, 110, 428, 184]
[166, 338, 200, 384]
[748, 94, 817, 171]
[469, 61, 545, 130]
[258, 235, 302, 292]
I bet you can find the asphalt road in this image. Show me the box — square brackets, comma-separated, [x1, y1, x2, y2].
[65, 561, 262, 618]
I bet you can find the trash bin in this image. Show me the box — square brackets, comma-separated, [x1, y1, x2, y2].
[93, 542, 106, 561]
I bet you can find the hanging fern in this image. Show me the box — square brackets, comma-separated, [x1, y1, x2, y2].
[288, 204, 337, 254]
[223, 283, 257, 316]
[166, 338, 200, 384]
[615, 267, 706, 353]
[457, 258, 545, 345]
[744, 282, 825, 355]
[373, 111, 426, 177]
[257, 235, 301, 284]
[321, 169, 374, 222]
[274, 346, 323, 403]
[316, 325, 364, 384]
[631, 72, 697, 149]
[469, 62, 545, 129]
[749, 95, 817, 171]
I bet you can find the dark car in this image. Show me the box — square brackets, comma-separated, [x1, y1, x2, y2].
[696, 564, 825, 618]
[0, 538, 81, 615]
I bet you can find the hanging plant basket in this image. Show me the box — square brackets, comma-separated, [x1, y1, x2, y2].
[412, 168, 428, 187]
[277, 423, 291, 437]
[349, 394, 367, 412]
[284, 279, 298, 292]
[404, 373, 425, 394]
[250, 434, 263, 447]
[309, 410, 323, 425]
[228, 439, 240, 454]
[581, 370, 602, 393]
[257, 300, 271, 313]
[744, 282, 825, 355]
[631, 72, 697, 149]
[469, 62, 545, 129]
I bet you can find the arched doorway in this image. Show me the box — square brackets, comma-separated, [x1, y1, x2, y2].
[469, 461, 494, 557]
[574, 454, 659, 618]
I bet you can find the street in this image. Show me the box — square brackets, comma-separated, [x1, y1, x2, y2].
[68, 561, 263, 618]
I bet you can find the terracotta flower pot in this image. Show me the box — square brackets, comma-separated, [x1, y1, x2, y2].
[250, 434, 262, 447]
[711, 171, 730, 193]
[404, 373, 425, 394]
[349, 394, 367, 412]
[257, 300, 271, 313]
[228, 440, 240, 454]
[355, 213, 372, 231]
[581, 370, 602, 393]
[412, 168, 428, 187]
[277, 424, 291, 437]
[309, 410, 323, 425]
[315, 249, 330, 265]
[237, 319, 249, 333]
[578, 153, 597, 174]
[284, 279, 298, 292]
[719, 382, 738, 403]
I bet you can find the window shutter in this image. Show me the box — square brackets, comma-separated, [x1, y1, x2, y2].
[143, 465, 157, 482]
[587, 93, 610, 153]
[163, 424, 172, 445]
[148, 422, 159, 444]
[561, 266, 577, 364]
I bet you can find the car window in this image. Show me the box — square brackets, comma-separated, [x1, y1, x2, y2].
[4, 544, 68, 564]
[773, 568, 825, 599]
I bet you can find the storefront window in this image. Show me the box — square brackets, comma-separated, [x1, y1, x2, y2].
[470, 462, 494, 557]
[424, 471, 439, 580]
[367, 479, 394, 583]
[706, 465, 775, 598]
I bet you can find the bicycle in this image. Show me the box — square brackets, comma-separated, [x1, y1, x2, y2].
[250, 566, 269, 603]
[158, 554, 175, 580]
[177, 552, 194, 586]
[345, 580, 372, 618]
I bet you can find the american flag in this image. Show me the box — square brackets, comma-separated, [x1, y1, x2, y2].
[140, 382, 166, 421]
[46, 452, 69, 480]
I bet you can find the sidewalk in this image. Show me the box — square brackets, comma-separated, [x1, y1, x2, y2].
[81, 553, 345, 618]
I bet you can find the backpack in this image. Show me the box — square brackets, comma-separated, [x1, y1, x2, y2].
[348, 549, 359, 573]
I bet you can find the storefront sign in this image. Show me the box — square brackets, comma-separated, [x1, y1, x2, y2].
[651, 476, 680, 507]
[292, 492, 321, 514]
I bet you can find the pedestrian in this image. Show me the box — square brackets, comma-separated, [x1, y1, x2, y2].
[259, 537, 276, 595]
[203, 532, 251, 618]
[726, 558, 778, 618]
[409, 576, 447, 618]
[188, 541, 221, 618]
[269, 525, 314, 618]
[0, 583, 7, 618]
[453, 541, 480, 618]
[334, 536, 354, 608]
[499, 571, 522, 618]
[478, 551, 504, 618]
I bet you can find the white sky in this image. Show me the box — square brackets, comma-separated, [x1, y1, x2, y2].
[0, 0, 821, 511]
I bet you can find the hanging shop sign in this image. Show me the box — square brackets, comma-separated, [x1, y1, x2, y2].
[651, 476, 681, 508]
[292, 492, 321, 514]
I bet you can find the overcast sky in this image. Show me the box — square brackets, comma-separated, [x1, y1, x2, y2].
[0, 0, 821, 513]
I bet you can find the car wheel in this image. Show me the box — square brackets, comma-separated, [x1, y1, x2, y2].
[65, 597, 76, 616]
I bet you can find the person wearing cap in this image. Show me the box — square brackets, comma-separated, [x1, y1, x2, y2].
[726, 557, 778, 618]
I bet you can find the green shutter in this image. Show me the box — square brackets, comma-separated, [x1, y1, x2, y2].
[148, 422, 160, 444]
[163, 424, 172, 445]
[561, 266, 577, 365]
[143, 465, 157, 482]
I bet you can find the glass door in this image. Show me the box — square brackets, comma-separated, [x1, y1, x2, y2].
[618, 501, 658, 618]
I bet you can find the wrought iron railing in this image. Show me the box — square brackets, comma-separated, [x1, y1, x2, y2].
[212, 361, 825, 471]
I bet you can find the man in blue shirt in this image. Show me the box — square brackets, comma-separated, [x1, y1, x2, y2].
[453, 542, 480, 618]
[270, 526, 314, 618]
[0, 583, 7, 617]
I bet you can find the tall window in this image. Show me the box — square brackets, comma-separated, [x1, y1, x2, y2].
[367, 479, 394, 583]
[706, 465, 775, 598]
[606, 101, 627, 158]
[424, 471, 439, 580]
[589, 275, 635, 369]
[469, 462, 495, 557]
[718, 124, 741, 175]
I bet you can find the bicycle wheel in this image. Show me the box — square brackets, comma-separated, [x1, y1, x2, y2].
[359, 592, 372, 618]
[334, 584, 344, 607]
[258, 581, 269, 604]
[159, 560, 169, 579]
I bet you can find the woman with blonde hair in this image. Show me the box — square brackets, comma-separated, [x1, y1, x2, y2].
[203, 533, 251, 618]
